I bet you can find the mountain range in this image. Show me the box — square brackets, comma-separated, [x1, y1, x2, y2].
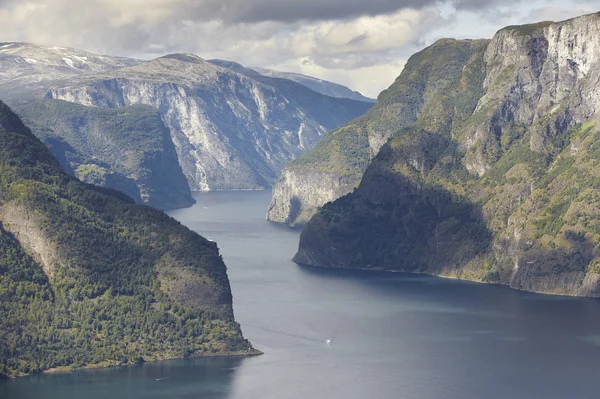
[47, 54, 372, 192]
[0, 43, 372, 209]
[290, 12, 600, 297]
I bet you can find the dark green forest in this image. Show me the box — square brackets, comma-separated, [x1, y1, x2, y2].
[16, 99, 194, 210]
[0, 101, 253, 378]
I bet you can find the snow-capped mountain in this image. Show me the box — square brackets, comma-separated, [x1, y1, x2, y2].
[0, 42, 138, 103]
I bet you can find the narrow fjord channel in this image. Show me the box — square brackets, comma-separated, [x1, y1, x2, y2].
[3, 190, 600, 399]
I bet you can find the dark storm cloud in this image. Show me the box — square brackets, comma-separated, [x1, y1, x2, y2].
[195, 0, 436, 23]
[179, 0, 520, 24]
[0, 0, 525, 29]
[0, 0, 545, 97]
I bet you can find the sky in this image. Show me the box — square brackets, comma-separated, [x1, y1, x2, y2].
[0, 0, 597, 98]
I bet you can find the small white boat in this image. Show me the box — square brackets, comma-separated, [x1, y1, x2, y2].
[326, 339, 331, 345]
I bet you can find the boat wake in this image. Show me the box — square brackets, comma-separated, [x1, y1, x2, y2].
[241, 323, 327, 344]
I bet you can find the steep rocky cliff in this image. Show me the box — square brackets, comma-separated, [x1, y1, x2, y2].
[16, 99, 194, 210]
[268, 39, 489, 225]
[295, 13, 600, 297]
[47, 54, 372, 191]
[0, 101, 255, 377]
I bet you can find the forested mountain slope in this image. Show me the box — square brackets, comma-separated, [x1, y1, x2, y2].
[17, 99, 194, 210]
[0, 101, 254, 378]
[267, 38, 488, 226]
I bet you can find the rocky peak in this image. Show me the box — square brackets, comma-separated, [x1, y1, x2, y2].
[160, 53, 205, 64]
[462, 12, 600, 175]
[0, 42, 139, 104]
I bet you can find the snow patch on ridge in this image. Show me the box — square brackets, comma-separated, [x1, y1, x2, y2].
[251, 85, 268, 121]
[63, 58, 75, 68]
[298, 123, 306, 150]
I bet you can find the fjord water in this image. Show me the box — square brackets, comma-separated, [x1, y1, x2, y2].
[4, 191, 600, 399]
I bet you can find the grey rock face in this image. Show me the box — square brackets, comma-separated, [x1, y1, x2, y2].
[0, 42, 138, 104]
[48, 55, 372, 191]
[463, 14, 600, 174]
[267, 168, 357, 227]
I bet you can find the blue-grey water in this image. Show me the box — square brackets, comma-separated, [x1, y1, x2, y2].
[3, 190, 600, 399]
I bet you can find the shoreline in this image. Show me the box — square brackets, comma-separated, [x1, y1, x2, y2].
[5, 348, 263, 380]
[294, 261, 600, 299]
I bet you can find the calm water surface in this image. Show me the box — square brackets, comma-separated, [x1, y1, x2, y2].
[3, 190, 600, 399]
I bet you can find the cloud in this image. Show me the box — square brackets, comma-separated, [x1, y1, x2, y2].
[0, 0, 593, 99]
[284, 8, 446, 69]
[519, 6, 598, 24]
[0, 0, 520, 25]
[175, 0, 524, 24]
[0, 1, 446, 80]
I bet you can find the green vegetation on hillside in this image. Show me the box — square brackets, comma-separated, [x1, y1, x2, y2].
[296, 21, 600, 295]
[503, 21, 554, 36]
[289, 39, 490, 182]
[295, 40, 492, 276]
[0, 101, 253, 378]
[16, 99, 194, 210]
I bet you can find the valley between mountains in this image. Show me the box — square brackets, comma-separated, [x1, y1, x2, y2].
[0, 42, 373, 209]
[4, 10, 600, 383]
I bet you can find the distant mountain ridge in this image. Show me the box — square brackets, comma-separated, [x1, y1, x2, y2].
[254, 68, 375, 103]
[0, 42, 372, 202]
[47, 53, 373, 191]
[209, 59, 375, 103]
